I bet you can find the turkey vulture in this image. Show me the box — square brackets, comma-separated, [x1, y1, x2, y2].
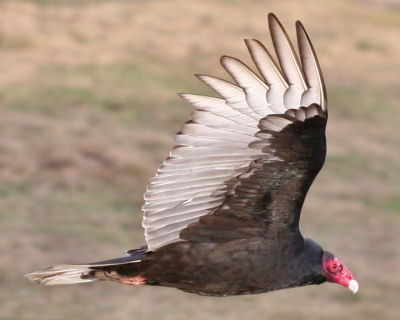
[26, 13, 358, 296]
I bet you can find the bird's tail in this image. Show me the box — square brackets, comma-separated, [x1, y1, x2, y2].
[25, 247, 148, 286]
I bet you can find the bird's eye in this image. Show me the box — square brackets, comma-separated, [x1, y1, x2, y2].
[332, 264, 337, 269]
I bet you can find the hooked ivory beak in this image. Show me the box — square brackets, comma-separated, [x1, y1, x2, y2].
[347, 279, 359, 294]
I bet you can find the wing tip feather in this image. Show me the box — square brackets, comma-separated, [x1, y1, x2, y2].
[295, 19, 328, 110]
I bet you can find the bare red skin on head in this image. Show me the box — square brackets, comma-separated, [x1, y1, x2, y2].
[321, 251, 355, 289]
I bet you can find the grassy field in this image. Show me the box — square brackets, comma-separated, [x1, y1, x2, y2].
[0, 0, 399, 319]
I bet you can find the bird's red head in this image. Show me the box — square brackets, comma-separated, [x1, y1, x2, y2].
[321, 251, 358, 294]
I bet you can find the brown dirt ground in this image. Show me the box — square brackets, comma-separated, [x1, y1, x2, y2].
[0, 0, 399, 319]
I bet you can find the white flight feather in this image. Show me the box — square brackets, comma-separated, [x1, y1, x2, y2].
[142, 14, 326, 251]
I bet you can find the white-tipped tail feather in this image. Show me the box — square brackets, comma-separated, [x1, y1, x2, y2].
[25, 264, 96, 286]
[26, 248, 147, 285]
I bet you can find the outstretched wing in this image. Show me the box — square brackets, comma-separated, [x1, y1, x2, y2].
[180, 104, 326, 244]
[142, 14, 327, 251]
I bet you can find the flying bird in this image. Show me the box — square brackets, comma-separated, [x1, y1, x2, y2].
[26, 13, 358, 296]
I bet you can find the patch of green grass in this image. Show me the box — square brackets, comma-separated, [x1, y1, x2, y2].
[0, 61, 199, 132]
[369, 198, 400, 215]
[355, 39, 387, 53]
[0, 85, 97, 116]
[5, 182, 144, 244]
[327, 153, 367, 178]
[0, 181, 31, 198]
[327, 152, 399, 186]
[328, 86, 393, 122]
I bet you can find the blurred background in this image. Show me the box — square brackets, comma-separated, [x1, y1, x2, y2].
[0, 0, 399, 319]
